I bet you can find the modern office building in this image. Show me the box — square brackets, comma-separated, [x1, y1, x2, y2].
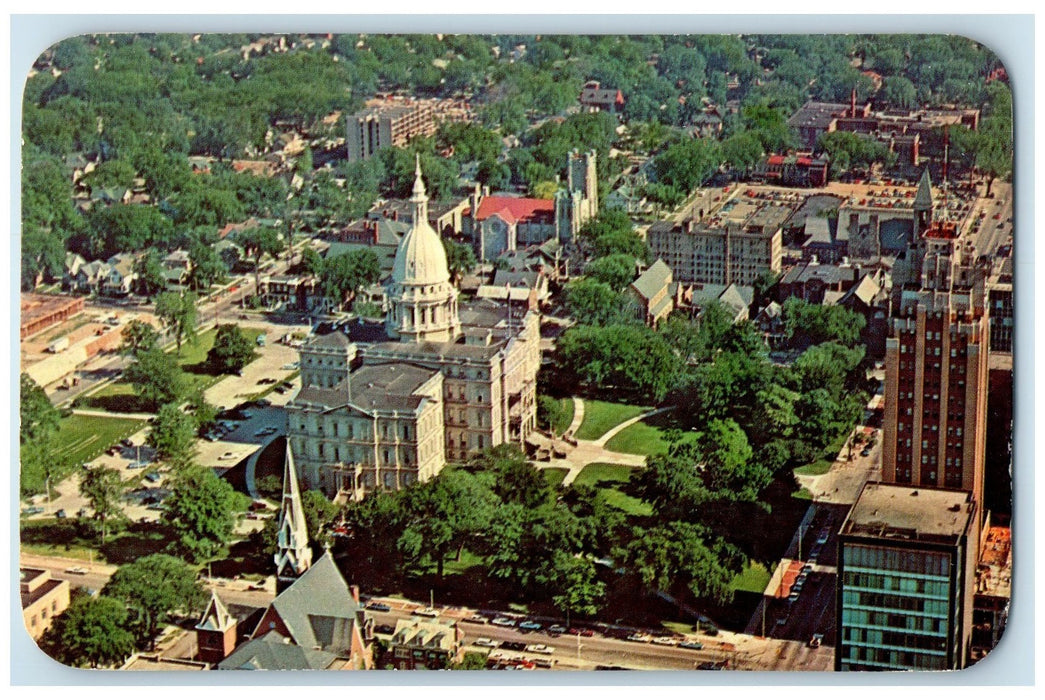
[346, 100, 436, 163]
[836, 482, 977, 671]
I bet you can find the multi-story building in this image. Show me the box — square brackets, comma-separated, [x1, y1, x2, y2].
[20, 567, 70, 640]
[647, 197, 785, 286]
[388, 618, 462, 670]
[836, 482, 977, 671]
[288, 160, 540, 500]
[882, 222, 989, 508]
[346, 100, 436, 163]
[986, 256, 1013, 353]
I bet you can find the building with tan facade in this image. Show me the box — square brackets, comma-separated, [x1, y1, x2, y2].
[21, 568, 70, 640]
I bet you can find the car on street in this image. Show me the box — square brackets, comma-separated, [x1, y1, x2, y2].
[519, 621, 542, 631]
[547, 625, 567, 634]
[568, 628, 594, 637]
[414, 607, 439, 618]
[257, 378, 277, 385]
[473, 638, 498, 648]
[652, 637, 679, 647]
[678, 640, 704, 650]
[366, 602, 391, 612]
[788, 591, 800, 603]
[627, 633, 652, 643]
[374, 624, 395, 635]
[491, 617, 517, 627]
[64, 566, 89, 575]
[55, 509, 67, 519]
[500, 641, 527, 652]
[526, 644, 554, 655]
[128, 461, 150, 470]
[464, 615, 488, 625]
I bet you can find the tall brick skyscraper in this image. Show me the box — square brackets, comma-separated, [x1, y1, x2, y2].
[882, 222, 989, 508]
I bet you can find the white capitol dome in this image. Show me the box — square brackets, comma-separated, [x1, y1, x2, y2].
[391, 212, 450, 286]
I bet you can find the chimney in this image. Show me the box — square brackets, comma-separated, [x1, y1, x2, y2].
[850, 87, 857, 118]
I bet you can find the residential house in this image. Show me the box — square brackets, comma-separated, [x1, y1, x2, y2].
[162, 249, 193, 288]
[689, 281, 754, 323]
[579, 80, 624, 114]
[755, 301, 787, 348]
[102, 253, 139, 296]
[388, 618, 462, 670]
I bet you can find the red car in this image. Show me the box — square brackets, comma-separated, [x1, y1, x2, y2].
[568, 628, 594, 637]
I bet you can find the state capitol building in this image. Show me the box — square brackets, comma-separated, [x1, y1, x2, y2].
[287, 160, 541, 501]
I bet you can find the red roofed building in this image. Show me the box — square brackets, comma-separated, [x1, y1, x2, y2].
[579, 80, 625, 115]
[465, 150, 598, 261]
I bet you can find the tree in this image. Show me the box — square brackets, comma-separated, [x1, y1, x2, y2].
[42, 595, 136, 668]
[206, 324, 257, 375]
[398, 470, 499, 578]
[614, 521, 741, 605]
[536, 395, 569, 435]
[442, 239, 477, 286]
[740, 104, 795, 154]
[235, 225, 282, 294]
[163, 466, 243, 562]
[188, 241, 228, 291]
[549, 551, 605, 625]
[302, 489, 340, 547]
[79, 466, 126, 545]
[134, 249, 167, 298]
[585, 254, 636, 291]
[653, 137, 721, 193]
[320, 249, 381, 311]
[20, 373, 59, 444]
[147, 403, 198, 470]
[720, 131, 764, 178]
[123, 346, 185, 411]
[468, 444, 551, 509]
[102, 554, 205, 649]
[153, 291, 198, 356]
[781, 297, 865, 348]
[118, 319, 160, 356]
[564, 278, 625, 327]
[554, 324, 682, 402]
[299, 246, 324, 276]
[696, 419, 771, 504]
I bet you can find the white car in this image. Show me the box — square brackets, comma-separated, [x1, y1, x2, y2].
[414, 607, 439, 618]
[627, 633, 653, 643]
[652, 636, 679, 647]
[219, 452, 239, 461]
[525, 644, 555, 655]
[491, 617, 517, 627]
[64, 566, 89, 575]
[473, 638, 498, 648]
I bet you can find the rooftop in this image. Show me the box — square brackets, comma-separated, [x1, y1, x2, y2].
[293, 362, 439, 413]
[841, 482, 974, 545]
[469, 196, 555, 225]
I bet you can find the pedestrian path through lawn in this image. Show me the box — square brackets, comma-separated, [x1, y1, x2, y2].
[573, 400, 651, 441]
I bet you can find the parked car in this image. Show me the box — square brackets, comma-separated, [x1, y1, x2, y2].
[499, 641, 527, 652]
[63, 566, 89, 575]
[525, 644, 554, 655]
[627, 633, 652, 643]
[568, 628, 594, 637]
[464, 615, 489, 625]
[547, 625, 567, 634]
[652, 637, 679, 647]
[55, 509, 67, 519]
[414, 607, 439, 618]
[473, 638, 498, 648]
[679, 640, 704, 650]
[519, 621, 542, 631]
[374, 624, 395, 635]
[491, 617, 517, 628]
[366, 602, 391, 613]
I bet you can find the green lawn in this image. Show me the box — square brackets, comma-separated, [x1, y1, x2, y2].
[573, 462, 632, 488]
[542, 467, 569, 489]
[52, 414, 146, 467]
[551, 398, 575, 436]
[572, 463, 651, 516]
[574, 400, 651, 441]
[793, 432, 849, 476]
[792, 486, 814, 501]
[77, 326, 265, 413]
[729, 561, 772, 594]
[442, 548, 484, 576]
[603, 409, 696, 456]
[20, 518, 176, 566]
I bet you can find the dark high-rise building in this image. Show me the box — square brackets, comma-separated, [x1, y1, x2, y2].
[836, 483, 977, 671]
[882, 222, 989, 508]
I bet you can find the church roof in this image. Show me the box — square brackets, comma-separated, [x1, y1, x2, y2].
[218, 631, 338, 671]
[265, 551, 364, 654]
[196, 590, 235, 632]
[470, 196, 555, 225]
[914, 169, 933, 210]
[630, 259, 672, 301]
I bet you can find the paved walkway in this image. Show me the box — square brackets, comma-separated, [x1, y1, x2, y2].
[537, 404, 676, 486]
[565, 397, 585, 435]
[71, 408, 155, 420]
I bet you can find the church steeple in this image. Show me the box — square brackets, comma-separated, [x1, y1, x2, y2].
[275, 442, 312, 593]
[913, 169, 934, 238]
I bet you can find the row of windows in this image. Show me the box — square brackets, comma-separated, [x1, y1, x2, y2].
[842, 589, 949, 614]
[841, 605, 951, 630]
[842, 623, 949, 646]
[840, 645, 948, 671]
[843, 545, 952, 576]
